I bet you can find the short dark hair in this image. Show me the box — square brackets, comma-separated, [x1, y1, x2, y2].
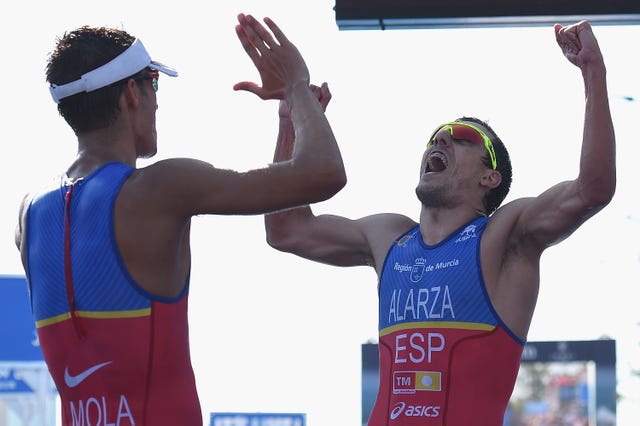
[456, 116, 512, 215]
[46, 26, 137, 134]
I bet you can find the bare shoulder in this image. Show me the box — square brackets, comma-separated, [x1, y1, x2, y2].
[358, 213, 417, 273]
[129, 158, 216, 189]
[120, 158, 223, 213]
[483, 197, 534, 247]
[358, 213, 417, 238]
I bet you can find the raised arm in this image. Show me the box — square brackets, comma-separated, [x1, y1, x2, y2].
[264, 83, 415, 273]
[502, 20, 616, 252]
[556, 20, 616, 205]
[230, 14, 347, 209]
[479, 20, 616, 340]
[130, 14, 347, 220]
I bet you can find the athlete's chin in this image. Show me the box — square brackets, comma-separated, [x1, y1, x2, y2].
[140, 152, 156, 160]
[138, 142, 157, 159]
[415, 185, 451, 209]
[140, 135, 158, 159]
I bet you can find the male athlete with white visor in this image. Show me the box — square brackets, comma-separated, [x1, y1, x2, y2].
[16, 14, 346, 426]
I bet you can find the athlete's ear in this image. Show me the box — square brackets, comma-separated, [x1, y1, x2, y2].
[122, 79, 141, 108]
[481, 169, 502, 189]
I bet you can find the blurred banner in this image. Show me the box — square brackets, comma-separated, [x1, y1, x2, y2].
[0, 275, 57, 426]
[210, 412, 305, 426]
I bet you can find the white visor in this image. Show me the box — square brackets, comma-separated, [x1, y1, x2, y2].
[49, 39, 178, 103]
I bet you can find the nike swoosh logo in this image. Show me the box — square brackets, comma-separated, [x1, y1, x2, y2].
[64, 361, 112, 388]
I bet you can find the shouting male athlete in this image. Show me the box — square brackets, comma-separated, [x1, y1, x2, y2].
[264, 20, 615, 425]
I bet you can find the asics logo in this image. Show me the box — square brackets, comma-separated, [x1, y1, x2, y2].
[64, 361, 112, 388]
[390, 402, 441, 419]
[390, 402, 406, 420]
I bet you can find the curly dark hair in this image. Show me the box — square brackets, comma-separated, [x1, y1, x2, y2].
[46, 26, 137, 134]
[455, 116, 512, 215]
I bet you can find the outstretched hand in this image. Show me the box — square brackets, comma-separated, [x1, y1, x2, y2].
[234, 13, 310, 100]
[278, 82, 332, 119]
[554, 20, 604, 69]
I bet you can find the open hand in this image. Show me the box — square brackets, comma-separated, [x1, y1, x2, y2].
[234, 13, 310, 100]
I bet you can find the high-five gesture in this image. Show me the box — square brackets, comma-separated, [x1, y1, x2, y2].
[278, 83, 331, 119]
[234, 13, 310, 100]
[274, 83, 332, 164]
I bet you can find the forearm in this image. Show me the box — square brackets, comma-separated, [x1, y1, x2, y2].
[268, 108, 315, 246]
[579, 63, 616, 205]
[287, 83, 345, 183]
[273, 112, 295, 163]
[265, 205, 313, 251]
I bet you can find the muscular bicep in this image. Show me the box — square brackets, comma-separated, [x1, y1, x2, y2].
[483, 184, 600, 340]
[265, 209, 372, 266]
[265, 209, 416, 272]
[136, 158, 345, 217]
[518, 181, 604, 251]
[490, 180, 608, 266]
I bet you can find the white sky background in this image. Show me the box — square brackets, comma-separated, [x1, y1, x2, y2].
[1, 0, 640, 424]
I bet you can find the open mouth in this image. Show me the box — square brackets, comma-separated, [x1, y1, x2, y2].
[426, 151, 448, 173]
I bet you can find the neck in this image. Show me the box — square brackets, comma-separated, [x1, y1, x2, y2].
[418, 206, 485, 245]
[69, 127, 136, 180]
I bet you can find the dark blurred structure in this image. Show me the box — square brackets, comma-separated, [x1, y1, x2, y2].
[335, 0, 640, 30]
